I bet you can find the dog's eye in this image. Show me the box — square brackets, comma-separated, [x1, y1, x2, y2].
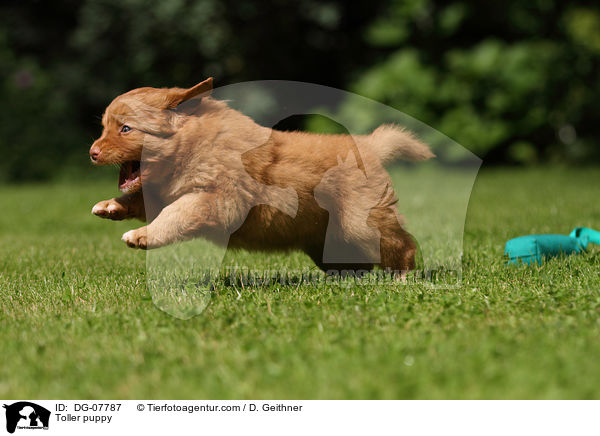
[120, 125, 131, 133]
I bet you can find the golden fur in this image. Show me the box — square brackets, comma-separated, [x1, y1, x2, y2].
[90, 78, 434, 273]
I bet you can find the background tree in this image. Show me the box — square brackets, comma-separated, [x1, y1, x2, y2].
[0, 0, 598, 181]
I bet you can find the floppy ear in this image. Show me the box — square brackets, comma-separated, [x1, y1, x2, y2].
[164, 77, 213, 109]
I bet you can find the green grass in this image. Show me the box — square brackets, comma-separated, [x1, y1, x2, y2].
[1, 166, 599, 399]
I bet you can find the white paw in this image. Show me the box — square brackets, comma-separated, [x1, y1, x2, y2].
[92, 200, 127, 220]
[91, 203, 107, 216]
[122, 229, 148, 249]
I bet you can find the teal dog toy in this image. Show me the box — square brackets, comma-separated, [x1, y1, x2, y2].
[505, 227, 600, 265]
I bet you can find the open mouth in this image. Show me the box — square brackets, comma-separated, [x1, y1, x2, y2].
[118, 160, 141, 192]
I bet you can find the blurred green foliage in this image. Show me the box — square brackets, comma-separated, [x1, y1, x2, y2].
[349, 1, 600, 163]
[0, 0, 598, 181]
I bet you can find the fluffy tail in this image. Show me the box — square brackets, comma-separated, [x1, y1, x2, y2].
[367, 124, 434, 164]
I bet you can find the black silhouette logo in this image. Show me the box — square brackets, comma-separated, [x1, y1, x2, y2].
[3, 402, 50, 433]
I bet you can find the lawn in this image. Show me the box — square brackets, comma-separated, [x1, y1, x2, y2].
[1, 166, 599, 399]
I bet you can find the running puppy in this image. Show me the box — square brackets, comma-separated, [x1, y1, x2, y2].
[90, 78, 434, 273]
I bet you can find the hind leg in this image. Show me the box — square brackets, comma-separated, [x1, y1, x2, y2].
[380, 227, 416, 278]
[368, 207, 417, 278]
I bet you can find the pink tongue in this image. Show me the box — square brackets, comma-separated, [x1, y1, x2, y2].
[119, 162, 133, 188]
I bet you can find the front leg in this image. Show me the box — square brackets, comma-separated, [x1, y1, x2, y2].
[122, 192, 222, 249]
[92, 191, 146, 221]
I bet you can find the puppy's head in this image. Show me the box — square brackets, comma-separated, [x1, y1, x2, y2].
[89, 77, 213, 193]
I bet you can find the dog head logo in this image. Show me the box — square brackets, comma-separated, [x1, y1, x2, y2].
[3, 402, 50, 433]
